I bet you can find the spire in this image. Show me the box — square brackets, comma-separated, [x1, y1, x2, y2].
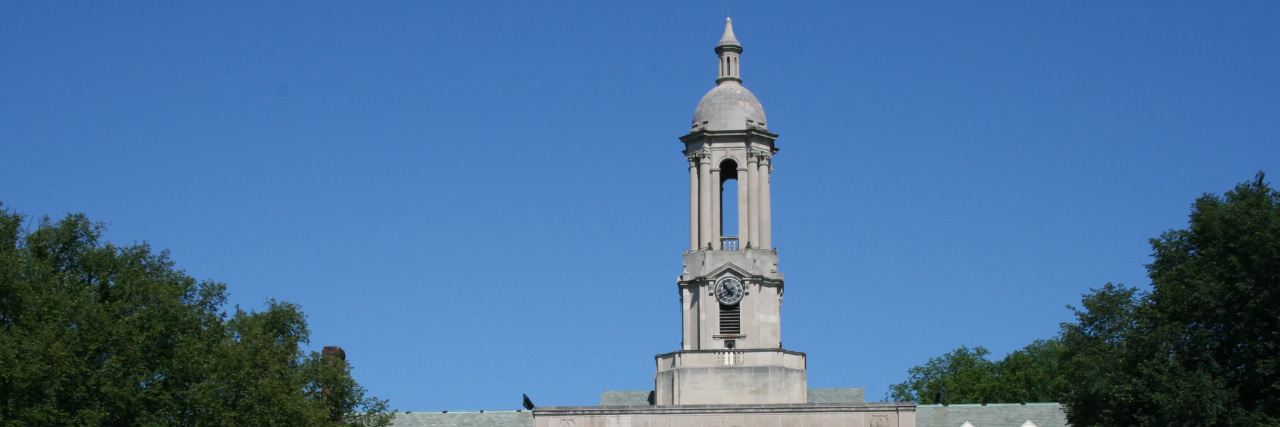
[717, 18, 741, 49]
[715, 18, 743, 85]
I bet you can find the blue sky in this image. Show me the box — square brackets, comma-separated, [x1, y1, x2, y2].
[3, 1, 1278, 411]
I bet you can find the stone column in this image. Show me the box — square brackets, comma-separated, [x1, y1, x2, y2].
[738, 165, 749, 244]
[747, 152, 760, 248]
[711, 166, 721, 247]
[689, 156, 698, 251]
[759, 155, 772, 249]
[699, 154, 712, 250]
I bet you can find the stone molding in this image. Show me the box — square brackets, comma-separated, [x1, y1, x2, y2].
[535, 402, 917, 417]
[680, 128, 779, 143]
[655, 348, 807, 370]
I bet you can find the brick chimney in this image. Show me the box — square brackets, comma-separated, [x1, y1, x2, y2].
[323, 346, 346, 361]
[322, 346, 346, 422]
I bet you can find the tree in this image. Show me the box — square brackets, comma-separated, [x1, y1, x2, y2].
[889, 173, 1279, 424]
[1147, 172, 1279, 422]
[1061, 173, 1280, 426]
[992, 339, 1068, 404]
[888, 346, 999, 404]
[0, 204, 393, 425]
[887, 341, 1067, 404]
[1058, 283, 1155, 425]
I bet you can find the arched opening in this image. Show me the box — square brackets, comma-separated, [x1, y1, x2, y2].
[719, 158, 740, 250]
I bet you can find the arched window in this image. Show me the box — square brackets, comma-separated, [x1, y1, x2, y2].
[719, 159, 740, 249]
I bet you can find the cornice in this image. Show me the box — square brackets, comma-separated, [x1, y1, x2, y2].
[681, 128, 779, 143]
[534, 401, 917, 417]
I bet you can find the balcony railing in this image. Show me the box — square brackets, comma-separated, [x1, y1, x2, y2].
[716, 351, 745, 366]
[720, 236, 739, 250]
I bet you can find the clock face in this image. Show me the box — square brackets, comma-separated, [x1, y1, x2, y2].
[715, 277, 744, 306]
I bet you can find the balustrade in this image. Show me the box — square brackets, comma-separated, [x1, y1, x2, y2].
[716, 351, 744, 366]
[720, 236, 739, 250]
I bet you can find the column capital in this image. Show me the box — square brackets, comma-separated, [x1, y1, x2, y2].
[686, 149, 712, 163]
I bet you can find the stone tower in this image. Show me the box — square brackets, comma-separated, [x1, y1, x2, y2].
[654, 18, 807, 406]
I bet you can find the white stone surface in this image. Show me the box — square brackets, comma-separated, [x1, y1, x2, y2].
[678, 249, 783, 350]
[654, 349, 807, 405]
[533, 402, 917, 427]
[665, 21, 800, 407]
[692, 83, 765, 132]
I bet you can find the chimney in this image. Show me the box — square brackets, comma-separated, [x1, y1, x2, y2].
[322, 346, 346, 422]
[323, 346, 346, 361]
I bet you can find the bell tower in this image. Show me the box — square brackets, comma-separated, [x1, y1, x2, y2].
[655, 18, 807, 406]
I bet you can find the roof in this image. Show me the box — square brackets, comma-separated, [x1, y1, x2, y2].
[717, 18, 741, 49]
[914, 403, 1069, 427]
[807, 388, 866, 404]
[389, 410, 531, 427]
[691, 82, 768, 132]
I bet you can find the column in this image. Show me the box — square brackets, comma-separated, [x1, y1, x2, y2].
[747, 152, 759, 248]
[689, 157, 699, 251]
[710, 166, 721, 248]
[698, 154, 712, 250]
[738, 165, 749, 244]
[759, 156, 772, 249]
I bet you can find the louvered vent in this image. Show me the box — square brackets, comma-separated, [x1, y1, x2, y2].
[719, 304, 741, 335]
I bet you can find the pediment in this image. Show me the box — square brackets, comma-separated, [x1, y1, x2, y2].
[705, 262, 751, 279]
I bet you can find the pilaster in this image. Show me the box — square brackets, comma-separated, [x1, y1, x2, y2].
[758, 151, 772, 249]
[698, 152, 712, 249]
[688, 155, 699, 250]
[747, 151, 760, 248]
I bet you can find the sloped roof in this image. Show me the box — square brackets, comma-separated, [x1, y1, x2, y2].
[915, 403, 1068, 427]
[390, 410, 531, 427]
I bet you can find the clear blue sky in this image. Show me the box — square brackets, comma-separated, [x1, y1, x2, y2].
[3, 1, 1278, 411]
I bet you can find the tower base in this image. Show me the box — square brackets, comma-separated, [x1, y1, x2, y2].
[534, 402, 917, 427]
[654, 349, 807, 405]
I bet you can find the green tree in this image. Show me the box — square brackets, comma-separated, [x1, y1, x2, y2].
[1058, 283, 1153, 425]
[1061, 173, 1280, 426]
[0, 204, 393, 426]
[887, 340, 1067, 404]
[888, 173, 1280, 424]
[887, 346, 999, 404]
[992, 339, 1068, 404]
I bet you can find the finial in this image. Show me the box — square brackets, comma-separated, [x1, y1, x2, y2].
[715, 17, 743, 84]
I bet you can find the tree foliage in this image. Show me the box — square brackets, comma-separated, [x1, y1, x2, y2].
[1061, 173, 1280, 426]
[886, 339, 1067, 404]
[889, 173, 1279, 426]
[0, 204, 393, 426]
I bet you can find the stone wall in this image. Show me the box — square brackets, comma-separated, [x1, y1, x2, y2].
[534, 402, 916, 427]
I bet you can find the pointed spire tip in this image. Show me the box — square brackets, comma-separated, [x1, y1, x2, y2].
[718, 16, 740, 47]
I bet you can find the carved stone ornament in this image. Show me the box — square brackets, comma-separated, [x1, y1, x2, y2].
[751, 148, 771, 162]
[686, 149, 712, 163]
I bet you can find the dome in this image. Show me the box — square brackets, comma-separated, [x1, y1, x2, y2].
[691, 83, 768, 132]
